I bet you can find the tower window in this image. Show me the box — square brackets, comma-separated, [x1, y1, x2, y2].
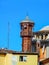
[41, 35, 43, 39]
[45, 34, 48, 39]
[38, 44, 39, 47]
[19, 56, 27, 62]
[24, 25, 27, 29]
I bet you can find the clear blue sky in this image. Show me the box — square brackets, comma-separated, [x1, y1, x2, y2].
[0, 0, 49, 51]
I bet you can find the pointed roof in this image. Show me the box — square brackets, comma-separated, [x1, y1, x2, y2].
[21, 15, 34, 23]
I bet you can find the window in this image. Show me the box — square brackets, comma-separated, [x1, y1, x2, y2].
[38, 44, 39, 47]
[12, 56, 17, 65]
[23, 56, 27, 62]
[19, 56, 27, 62]
[41, 35, 43, 39]
[19, 56, 23, 61]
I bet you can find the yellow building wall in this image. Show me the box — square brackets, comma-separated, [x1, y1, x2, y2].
[0, 53, 38, 65]
[16, 54, 38, 65]
[0, 54, 6, 65]
[5, 54, 12, 65]
[0, 53, 12, 65]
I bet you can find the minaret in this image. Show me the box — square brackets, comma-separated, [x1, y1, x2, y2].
[20, 16, 34, 52]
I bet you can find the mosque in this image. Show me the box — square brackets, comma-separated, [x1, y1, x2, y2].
[20, 16, 49, 65]
[0, 15, 49, 65]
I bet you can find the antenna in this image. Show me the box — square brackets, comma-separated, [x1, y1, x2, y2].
[7, 21, 10, 49]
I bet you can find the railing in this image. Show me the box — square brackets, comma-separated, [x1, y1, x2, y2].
[20, 32, 33, 37]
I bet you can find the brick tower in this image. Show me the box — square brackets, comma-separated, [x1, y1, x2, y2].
[20, 16, 34, 52]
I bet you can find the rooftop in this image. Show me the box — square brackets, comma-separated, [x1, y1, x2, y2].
[0, 48, 38, 55]
[21, 16, 34, 23]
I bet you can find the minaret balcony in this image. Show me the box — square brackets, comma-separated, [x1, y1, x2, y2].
[20, 31, 33, 37]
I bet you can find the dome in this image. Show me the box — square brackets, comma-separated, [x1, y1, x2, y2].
[21, 16, 33, 23]
[40, 26, 49, 31]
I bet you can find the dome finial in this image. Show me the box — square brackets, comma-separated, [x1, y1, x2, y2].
[25, 12, 29, 20]
[21, 13, 34, 23]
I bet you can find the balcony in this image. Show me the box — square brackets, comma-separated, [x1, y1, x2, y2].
[20, 32, 33, 37]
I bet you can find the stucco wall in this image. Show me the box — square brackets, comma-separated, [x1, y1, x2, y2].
[0, 54, 6, 65]
[0, 53, 38, 65]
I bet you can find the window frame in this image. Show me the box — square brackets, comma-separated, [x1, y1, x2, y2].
[19, 56, 27, 62]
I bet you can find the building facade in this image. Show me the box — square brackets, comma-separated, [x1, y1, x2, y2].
[0, 49, 38, 65]
[20, 16, 49, 65]
[0, 16, 49, 65]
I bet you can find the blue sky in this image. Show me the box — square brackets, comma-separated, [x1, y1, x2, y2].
[0, 0, 49, 51]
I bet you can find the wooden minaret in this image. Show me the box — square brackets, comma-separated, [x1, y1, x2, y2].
[20, 16, 34, 52]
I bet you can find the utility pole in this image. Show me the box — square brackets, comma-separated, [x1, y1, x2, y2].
[7, 22, 10, 49]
